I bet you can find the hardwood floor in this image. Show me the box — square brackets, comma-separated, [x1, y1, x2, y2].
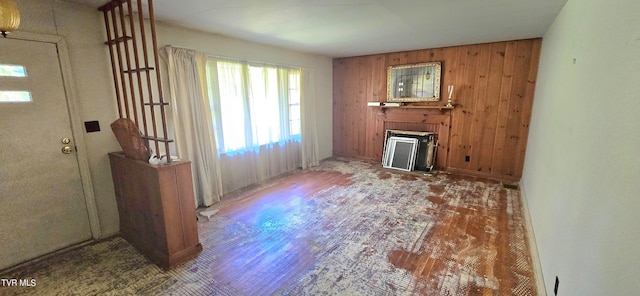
[199, 159, 536, 295]
[205, 169, 353, 295]
[1, 158, 537, 295]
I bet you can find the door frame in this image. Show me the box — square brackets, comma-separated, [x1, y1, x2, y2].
[7, 31, 101, 239]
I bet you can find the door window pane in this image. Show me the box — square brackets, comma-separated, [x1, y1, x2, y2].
[0, 91, 32, 102]
[0, 65, 27, 77]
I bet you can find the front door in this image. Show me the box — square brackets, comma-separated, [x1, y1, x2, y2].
[0, 38, 92, 270]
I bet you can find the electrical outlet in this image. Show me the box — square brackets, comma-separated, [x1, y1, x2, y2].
[554, 276, 559, 295]
[465, 155, 470, 162]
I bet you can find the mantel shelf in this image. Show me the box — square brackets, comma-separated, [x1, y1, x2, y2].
[371, 105, 455, 110]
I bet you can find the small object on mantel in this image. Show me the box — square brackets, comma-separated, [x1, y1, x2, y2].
[367, 101, 383, 106]
[445, 99, 454, 108]
[446, 85, 455, 107]
[382, 102, 403, 107]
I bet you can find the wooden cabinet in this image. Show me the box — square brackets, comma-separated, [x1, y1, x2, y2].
[108, 152, 202, 269]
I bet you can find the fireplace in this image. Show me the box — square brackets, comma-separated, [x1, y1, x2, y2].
[383, 129, 437, 172]
[374, 109, 451, 170]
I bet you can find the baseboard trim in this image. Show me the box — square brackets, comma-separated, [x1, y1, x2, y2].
[0, 239, 94, 275]
[444, 167, 521, 183]
[519, 181, 547, 296]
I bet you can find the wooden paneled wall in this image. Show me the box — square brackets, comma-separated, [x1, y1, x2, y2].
[333, 38, 542, 181]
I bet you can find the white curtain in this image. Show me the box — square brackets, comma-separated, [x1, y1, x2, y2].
[300, 68, 320, 169]
[162, 46, 222, 206]
[206, 59, 304, 194]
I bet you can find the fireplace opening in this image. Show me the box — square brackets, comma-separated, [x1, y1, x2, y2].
[382, 130, 438, 172]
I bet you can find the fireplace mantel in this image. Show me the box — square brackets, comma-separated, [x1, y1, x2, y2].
[374, 109, 451, 170]
[372, 105, 454, 110]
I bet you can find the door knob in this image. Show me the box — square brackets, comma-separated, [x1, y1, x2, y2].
[61, 138, 71, 144]
[62, 146, 73, 154]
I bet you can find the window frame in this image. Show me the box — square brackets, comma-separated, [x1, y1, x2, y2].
[207, 59, 302, 154]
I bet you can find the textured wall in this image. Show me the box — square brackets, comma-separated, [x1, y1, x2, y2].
[522, 0, 640, 294]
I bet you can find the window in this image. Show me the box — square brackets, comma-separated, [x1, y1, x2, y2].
[207, 60, 301, 154]
[0, 64, 27, 77]
[288, 72, 301, 136]
[0, 91, 32, 102]
[0, 64, 32, 103]
[383, 137, 419, 172]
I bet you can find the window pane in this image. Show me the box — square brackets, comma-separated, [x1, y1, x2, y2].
[288, 71, 301, 137]
[289, 105, 300, 121]
[217, 62, 246, 151]
[249, 66, 281, 145]
[290, 119, 301, 136]
[288, 72, 300, 105]
[288, 72, 299, 89]
[289, 89, 300, 105]
[0, 65, 27, 77]
[0, 91, 32, 102]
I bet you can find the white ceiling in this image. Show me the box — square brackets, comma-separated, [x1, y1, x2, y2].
[66, 0, 567, 58]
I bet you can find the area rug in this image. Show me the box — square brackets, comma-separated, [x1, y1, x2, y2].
[0, 158, 536, 295]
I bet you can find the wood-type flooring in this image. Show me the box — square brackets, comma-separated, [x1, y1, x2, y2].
[1, 158, 537, 295]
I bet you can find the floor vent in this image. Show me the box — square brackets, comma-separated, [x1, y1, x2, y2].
[503, 183, 519, 190]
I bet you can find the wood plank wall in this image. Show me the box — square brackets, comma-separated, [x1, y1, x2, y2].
[333, 38, 542, 181]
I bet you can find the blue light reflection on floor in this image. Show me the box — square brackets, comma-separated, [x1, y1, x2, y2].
[220, 193, 309, 272]
[255, 194, 303, 233]
[258, 194, 305, 255]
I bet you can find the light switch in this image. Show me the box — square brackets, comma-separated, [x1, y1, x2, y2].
[84, 121, 100, 133]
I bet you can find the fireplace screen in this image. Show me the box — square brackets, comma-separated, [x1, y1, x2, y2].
[382, 137, 419, 171]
